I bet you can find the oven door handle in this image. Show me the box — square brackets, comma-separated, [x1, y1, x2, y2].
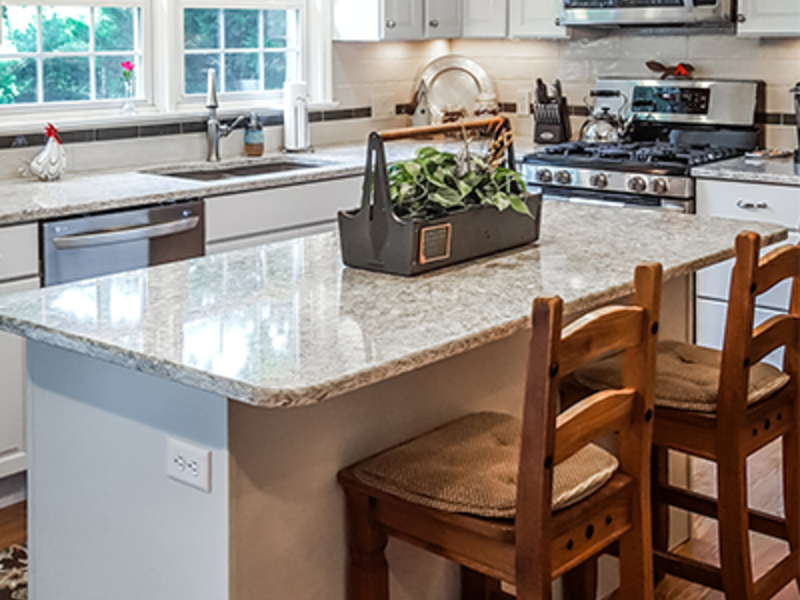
[560, 197, 627, 209]
[52, 216, 201, 250]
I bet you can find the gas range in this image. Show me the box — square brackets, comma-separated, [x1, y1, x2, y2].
[522, 78, 764, 212]
[522, 141, 744, 200]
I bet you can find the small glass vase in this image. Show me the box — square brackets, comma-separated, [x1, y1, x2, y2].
[120, 79, 136, 116]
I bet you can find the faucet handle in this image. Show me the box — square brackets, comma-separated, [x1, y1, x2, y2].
[206, 68, 219, 109]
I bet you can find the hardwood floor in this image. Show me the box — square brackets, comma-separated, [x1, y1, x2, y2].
[0, 502, 26, 549]
[655, 439, 799, 600]
[0, 442, 795, 599]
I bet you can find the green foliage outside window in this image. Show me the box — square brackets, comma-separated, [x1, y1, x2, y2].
[0, 5, 140, 105]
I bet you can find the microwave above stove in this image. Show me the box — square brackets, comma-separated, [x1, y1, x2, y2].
[561, 0, 733, 27]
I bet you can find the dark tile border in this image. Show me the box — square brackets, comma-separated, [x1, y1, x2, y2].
[0, 106, 373, 151]
[2, 105, 794, 151]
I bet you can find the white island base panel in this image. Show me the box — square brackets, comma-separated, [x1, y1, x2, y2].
[26, 275, 698, 600]
[28, 332, 626, 600]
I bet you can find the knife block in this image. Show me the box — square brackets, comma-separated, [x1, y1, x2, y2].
[534, 97, 571, 144]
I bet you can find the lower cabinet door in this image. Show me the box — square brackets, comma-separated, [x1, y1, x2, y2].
[0, 277, 40, 479]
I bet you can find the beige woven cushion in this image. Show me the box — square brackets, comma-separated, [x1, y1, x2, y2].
[572, 340, 790, 413]
[353, 412, 619, 518]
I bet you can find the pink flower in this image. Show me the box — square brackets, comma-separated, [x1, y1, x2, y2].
[121, 61, 135, 72]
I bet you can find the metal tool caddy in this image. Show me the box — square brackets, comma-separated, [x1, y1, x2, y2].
[338, 116, 542, 276]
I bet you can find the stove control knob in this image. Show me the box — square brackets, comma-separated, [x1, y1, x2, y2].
[652, 178, 669, 195]
[590, 173, 608, 189]
[555, 170, 572, 185]
[628, 176, 647, 193]
[536, 168, 553, 184]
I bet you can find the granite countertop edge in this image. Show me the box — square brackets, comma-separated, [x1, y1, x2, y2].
[692, 156, 800, 187]
[2, 226, 785, 409]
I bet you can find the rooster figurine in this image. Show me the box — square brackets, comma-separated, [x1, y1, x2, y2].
[25, 123, 66, 181]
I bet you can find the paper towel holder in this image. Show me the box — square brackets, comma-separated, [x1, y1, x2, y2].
[282, 82, 314, 154]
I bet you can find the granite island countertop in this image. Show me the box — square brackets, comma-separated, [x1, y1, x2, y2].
[0, 139, 538, 227]
[693, 156, 800, 187]
[0, 201, 787, 408]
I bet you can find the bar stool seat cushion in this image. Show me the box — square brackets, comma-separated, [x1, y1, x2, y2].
[352, 412, 619, 518]
[571, 340, 790, 413]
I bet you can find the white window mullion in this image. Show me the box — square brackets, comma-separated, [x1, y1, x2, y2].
[36, 6, 43, 104]
[257, 9, 264, 92]
[133, 4, 140, 96]
[89, 6, 96, 100]
[217, 7, 224, 93]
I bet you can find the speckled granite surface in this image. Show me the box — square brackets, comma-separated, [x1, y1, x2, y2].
[0, 201, 786, 408]
[693, 157, 800, 187]
[0, 140, 537, 227]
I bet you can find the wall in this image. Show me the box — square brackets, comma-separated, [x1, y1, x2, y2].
[452, 31, 800, 148]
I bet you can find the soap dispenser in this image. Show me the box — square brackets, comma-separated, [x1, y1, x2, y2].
[244, 112, 264, 157]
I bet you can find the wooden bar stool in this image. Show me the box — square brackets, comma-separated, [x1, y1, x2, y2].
[570, 232, 800, 600]
[337, 262, 662, 600]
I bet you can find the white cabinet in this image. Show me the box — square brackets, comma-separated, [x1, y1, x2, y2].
[334, 0, 423, 41]
[0, 222, 40, 480]
[462, 0, 508, 37]
[695, 178, 800, 353]
[334, 0, 459, 40]
[510, 0, 568, 38]
[425, 0, 461, 38]
[737, 0, 800, 37]
[205, 176, 363, 251]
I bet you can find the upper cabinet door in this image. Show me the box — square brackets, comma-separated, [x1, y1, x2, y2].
[383, 0, 425, 40]
[737, 0, 800, 37]
[510, 0, 568, 38]
[462, 0, 508, 38]
[425, 0, 461, 38]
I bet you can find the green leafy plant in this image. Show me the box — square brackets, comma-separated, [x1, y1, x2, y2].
[388, 147, 531, 220]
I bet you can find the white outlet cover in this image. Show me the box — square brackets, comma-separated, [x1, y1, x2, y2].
[371, 93, 395, 120]
[167, 437, 212, 493]
[517, 90, 531, 116]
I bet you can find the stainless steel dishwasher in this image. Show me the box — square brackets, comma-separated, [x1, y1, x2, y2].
[42, 199, 205, 286]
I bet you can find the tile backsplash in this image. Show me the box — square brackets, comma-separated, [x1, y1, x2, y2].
[1, 32, 798, 179]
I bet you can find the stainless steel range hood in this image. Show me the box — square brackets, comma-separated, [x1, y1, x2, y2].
[561, 0, 734, 27]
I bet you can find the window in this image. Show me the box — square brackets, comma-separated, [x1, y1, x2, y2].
[0, 4, 144, 105]
[182, 7, 301, 97]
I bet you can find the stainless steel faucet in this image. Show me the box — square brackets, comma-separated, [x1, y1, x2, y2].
[205, 69, 246, 162]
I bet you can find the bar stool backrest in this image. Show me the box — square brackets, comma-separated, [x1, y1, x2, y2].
[515, 262, 662, 595]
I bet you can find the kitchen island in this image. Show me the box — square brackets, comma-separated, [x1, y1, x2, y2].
[0, 201, 787, 600]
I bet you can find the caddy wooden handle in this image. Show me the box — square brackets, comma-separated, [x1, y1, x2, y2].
[379, 116, 506, 142]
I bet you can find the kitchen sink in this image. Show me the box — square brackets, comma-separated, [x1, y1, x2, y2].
[157, 160, 323, 181]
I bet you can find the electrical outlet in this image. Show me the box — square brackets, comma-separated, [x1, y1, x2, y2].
[167, 437, 211, 493]
[517, 90, 532, 116]
[371, 93, 396, 119]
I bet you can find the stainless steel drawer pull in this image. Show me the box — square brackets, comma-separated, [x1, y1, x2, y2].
[53, 216, 200, 249]
[736, 200, 768, 210]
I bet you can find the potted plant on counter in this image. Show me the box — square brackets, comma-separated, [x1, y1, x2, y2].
[338, 117, 542, 276]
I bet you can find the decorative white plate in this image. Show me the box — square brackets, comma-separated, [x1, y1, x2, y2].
[418, 55, 495, 124]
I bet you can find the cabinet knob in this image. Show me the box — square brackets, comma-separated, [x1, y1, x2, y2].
[554, 17, 561, 26]
[429, 19, 439, 28]
[386, 19, 396, 29]
[736, 200, 768, 210]
[737, 13, 746, 23]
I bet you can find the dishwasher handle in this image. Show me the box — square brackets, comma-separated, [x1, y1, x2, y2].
[52, 216, 201, 250]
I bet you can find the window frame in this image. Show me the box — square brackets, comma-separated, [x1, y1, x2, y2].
[0, 0, 154, 118]
[174, 0, 306, 111]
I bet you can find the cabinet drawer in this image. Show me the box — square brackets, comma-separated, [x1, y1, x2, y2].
[206, 177, 362, 243]
[696, 230, 800, 310]
[696, 178, 800, 230]
[206, 222, 336, 255]
[0, 223, 38, 282]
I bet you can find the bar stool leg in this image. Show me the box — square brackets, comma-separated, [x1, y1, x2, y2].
[782, 430, 800, 587]
[651, 445, 670, 586]
[717, 453, 756, 600]
[562, 559, 597, 600]
[343, 489, 389, 600]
